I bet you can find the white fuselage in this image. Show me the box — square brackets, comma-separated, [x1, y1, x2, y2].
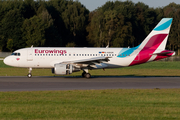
[4, 47, 139, 69]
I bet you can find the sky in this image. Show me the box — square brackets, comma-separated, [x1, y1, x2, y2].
[78, 0, 180, 11]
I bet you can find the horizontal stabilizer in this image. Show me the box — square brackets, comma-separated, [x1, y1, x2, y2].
[151, 50, 175, 56]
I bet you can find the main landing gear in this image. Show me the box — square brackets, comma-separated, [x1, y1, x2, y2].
[82, 69, 91, 78]
[27, 67, 32, 78]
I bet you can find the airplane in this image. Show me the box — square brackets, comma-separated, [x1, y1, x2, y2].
[3, 18, 175, 78]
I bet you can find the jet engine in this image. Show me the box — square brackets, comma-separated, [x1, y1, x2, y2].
[52, 63, 80, 75]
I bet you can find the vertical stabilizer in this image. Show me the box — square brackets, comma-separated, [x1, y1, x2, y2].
[128, 18, 174, 66]
[139, 18, 173, 50]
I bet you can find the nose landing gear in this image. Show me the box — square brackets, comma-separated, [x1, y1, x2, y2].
[27, 67, 32, 78]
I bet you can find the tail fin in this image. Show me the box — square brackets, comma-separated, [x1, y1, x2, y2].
[128, 18, 174, 66]
[139, 18, 173, 50]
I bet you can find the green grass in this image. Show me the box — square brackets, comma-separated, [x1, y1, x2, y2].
[0, 89, 180, 120]
[1, 61, 180, 119]
[0, 60, 180, 76]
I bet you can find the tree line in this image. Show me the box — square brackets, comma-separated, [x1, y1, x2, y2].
[0, 0, 180, 55]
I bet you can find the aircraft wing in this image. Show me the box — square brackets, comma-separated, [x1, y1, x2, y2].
[61, 56, 111, 66]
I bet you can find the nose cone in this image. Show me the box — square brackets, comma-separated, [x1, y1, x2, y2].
[4, 57, 9, 66]
[3, 57, 13, 66]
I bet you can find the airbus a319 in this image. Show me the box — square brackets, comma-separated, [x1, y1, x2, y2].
[4, 18, 175, 78]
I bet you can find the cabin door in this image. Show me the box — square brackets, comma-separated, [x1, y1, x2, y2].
[27, 49, 33, 61]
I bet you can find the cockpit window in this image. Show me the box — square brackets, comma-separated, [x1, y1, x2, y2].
[11, 52, 21, 56]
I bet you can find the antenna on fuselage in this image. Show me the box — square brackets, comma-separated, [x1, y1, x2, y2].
[31, 45, 33, 48]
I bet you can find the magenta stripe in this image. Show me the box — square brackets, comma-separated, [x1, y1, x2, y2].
[144, 34, 168, 49]
[129, 34, 168, 66]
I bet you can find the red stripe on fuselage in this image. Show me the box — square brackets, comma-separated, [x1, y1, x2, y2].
[129, 34, 168, 66]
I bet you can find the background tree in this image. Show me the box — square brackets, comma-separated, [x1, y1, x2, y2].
[66, 42, 76, 47]
[163, 3, 180, 55]
[0, 0, 179, 54]
[87, 9, 106, 47]
[62, 1, 89, 46]
[22, 15, 47, 47]
[0, 9, 25, 51]
[7, 39, 14, 52]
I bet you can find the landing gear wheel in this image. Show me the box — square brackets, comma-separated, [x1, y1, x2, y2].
[27, 73, 32, 78]
[84, 73, 91, 79]
[82, 72, 86, 78]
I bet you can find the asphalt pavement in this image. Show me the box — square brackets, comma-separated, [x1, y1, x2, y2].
[0, 76, 179, 91]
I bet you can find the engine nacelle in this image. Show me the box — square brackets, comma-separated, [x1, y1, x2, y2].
[52, 64, 80, 75]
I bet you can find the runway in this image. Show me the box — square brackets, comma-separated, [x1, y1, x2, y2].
[0, 76, 180, 91]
